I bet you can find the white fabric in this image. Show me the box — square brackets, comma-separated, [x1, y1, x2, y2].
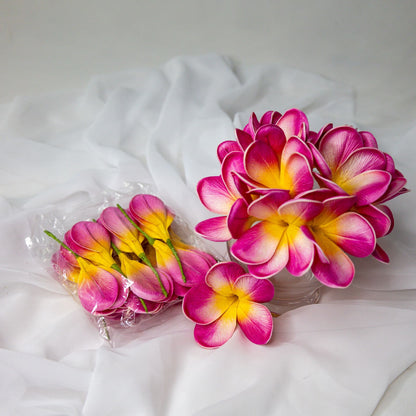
[0, 54, 415, 415]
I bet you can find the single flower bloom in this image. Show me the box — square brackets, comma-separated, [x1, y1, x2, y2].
[66, 221, 115, 269]
[311, 126, 408, 206]
[183, 262, 274, 348]
[299, 190, 376, 287]
[98, 206, 146, 258]
[239, 134, 314, 197]
[129, 194, 175, 242]
[231, 191, 322, 278]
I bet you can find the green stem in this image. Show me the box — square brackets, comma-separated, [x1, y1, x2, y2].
[166, 238, 186, 283]
[44, 230, 79, 258]
[116, 204, 155, 245]
[139, 252, 168, 297]
[139, 298, 149, 313]
[110, 243, 150, 311]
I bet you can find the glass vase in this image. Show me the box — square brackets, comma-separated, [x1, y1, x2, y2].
[227, 240, 321, 315]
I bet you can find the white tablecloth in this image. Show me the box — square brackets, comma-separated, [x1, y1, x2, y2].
[0, 54, 415, 415]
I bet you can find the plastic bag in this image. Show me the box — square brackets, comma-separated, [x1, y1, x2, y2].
[26, 182, 219, 346]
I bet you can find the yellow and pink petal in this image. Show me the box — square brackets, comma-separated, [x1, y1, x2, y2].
[237, 300, 273, 345]
[193, 303, 238, 348]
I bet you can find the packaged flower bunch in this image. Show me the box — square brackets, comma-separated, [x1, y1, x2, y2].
[195, 109, 409, 290]
[45, 193, 218, 342]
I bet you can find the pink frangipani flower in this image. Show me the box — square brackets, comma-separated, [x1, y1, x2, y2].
[183, 262, 274, 348]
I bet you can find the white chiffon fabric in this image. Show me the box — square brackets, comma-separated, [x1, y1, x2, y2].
[0, 54, 415, 415]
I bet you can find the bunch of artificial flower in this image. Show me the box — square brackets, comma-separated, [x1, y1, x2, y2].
[196, 109, 408, 288]
[47, 194, 216, 322]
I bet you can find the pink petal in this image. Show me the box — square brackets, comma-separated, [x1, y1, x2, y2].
[359, 131, 378, 148]
[281, 153, 314, 195]
[217, 140, 241, 163]
[285, 228, 315, 276]
[195, 216, 232, 242]
[233, 275, 275, 302]
[197, 176, 234, 214]
[308, 123, 333, 145]
[193, 304, 238, 348]
[244, 112, 260, 137]
[320, 195, 357, 221]
[321, 212, 375, 257]
[259, 110, 282, 125]
[127, 261, 172, 302]
[276, 108, 309, 139]
[341, 170, 391, 206]
[70, 221, 112, 253]
[311, 240, 355, 288]
[205, 261, 245, 295]
[278, 199, 323, 224]
[377, 176, 408, 203]
[173, 248, 216, 287]
[237, 301, 273, 345]
[125, 292, 163, 314]
[254, 124, 286, 156]
[282, 136, 313, 165]
[309, 142, 332, 178]
[77, 269, 119, 313]
[99, 206, 138, 241]
[354, 204, 392, 238]
[313, 172, 348, 196]
[183, 284, 236, 325]
[248, 238, 289, 278]
[247, 190, 291, 220]
[236, 128, 253, 150]
[221, 151, 246, 198]
[372, 243, 390, 263]
[227, 198, 252, 239]
[336, 148, 386, 179]
[231, 222, 283, 265]
[319, 126, 363, 171]
[244, 140, 281, 189]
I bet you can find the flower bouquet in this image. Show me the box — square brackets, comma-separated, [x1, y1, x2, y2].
[44, 193, 217, 342]
[195, 109, 408, 308]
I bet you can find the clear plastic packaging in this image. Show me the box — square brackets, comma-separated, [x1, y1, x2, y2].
[26, 182, 219, 346]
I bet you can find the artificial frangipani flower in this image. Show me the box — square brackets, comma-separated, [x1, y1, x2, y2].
[183, 262, 274, 348]
[196, 109, 408, 288]
[47, 194, 216, 323]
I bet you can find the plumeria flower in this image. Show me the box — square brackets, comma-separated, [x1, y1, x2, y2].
[65, 221, 116, 269]
[129, 194, 175, 242]
[299, 189, 376, 287]
[98, 206, 147, 259]
[230, 191, 322, 278]
[129, 194, 188, 283]
[239, 134, 314, 197]
[310, 126, 408, 206]
[183, 262, 274, 348]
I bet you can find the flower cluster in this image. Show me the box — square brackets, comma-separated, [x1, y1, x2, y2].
[196, 109, 408, 287]
[47, 194, 216, 321]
